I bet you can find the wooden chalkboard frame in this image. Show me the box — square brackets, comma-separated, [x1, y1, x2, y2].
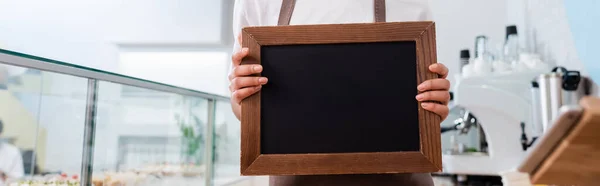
[240, 21, 441, 176]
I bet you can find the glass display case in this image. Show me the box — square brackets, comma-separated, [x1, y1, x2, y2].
[0, 49, 243, 186]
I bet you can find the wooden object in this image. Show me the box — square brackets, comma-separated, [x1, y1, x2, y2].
[518, 106, 583, 174]
[519, 96, 600, 185]
[240, 22, 441, 176]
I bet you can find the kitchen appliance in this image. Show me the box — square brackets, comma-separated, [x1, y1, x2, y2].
[459, 49, 470, 73]
[533, 66, 594, 133]
[441, 107, 478, 135]
[530, 81, 543, 136]
[441, 104, 486, 153]
[443, 70, 546, 176]
[503, 25, 520, 69]
[472, 36, 499, 75]
[443, 66, 595, 184]
[474, 35, 489, 60]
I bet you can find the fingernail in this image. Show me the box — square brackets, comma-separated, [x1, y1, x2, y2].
[253, 65, 263, 72]
[421, 103, 431, 108]
[417, 84, 426, 91]
[259, 77, 268, 84]
[416, 94, 424, 101]
[242, 48, 249, 52]
[429, 64, 438, 69]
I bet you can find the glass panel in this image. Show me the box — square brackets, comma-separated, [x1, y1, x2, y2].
[92, 81, 209, 186]
[1, 48, 230, 185]
[1, 63, 89, 185]
[1, 64, 43, 184]
[212, 100, 242, 186]
[35, 72, 88, 177]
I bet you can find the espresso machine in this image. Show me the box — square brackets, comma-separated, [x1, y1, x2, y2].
[532, 66, 596, 134]
[442, 71, 541, 176]
[441, 65, 595, 185]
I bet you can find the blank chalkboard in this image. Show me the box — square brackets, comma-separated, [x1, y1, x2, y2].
[260, 42, 420, 154]
[240, 22, 441, 176]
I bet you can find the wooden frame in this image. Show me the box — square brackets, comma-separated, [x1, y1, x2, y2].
[519, 97, 600, 185]
[240, 21, 441, 176]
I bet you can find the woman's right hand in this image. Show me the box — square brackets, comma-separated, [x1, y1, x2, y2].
[229, 47, 268, 120]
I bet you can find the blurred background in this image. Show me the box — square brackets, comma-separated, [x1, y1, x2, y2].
[0, 0, 597, 185]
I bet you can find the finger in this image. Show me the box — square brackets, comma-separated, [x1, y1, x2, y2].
[421, 103, 449, 120]
[232, 86, 262, 104]
[417, 79, 450, 91]
[237, 33, 242, 45]
[233, 65, 263, 77]
[230, 77, 268, 91]
[415, 91, 451, 104]
[231, 48, 249, 67]
[429, 63, 449, 78]
[229, 64, 262, 81]
[228, 72, 234, 81]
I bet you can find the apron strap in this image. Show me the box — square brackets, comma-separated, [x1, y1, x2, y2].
[278, 0, 297, 26]
[374, 0, 386, 22]
[277, 0, 386, 26]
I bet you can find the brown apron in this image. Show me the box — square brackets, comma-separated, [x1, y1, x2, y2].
[269, 0, 435, 185]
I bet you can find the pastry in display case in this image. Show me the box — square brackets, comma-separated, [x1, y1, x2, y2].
[181, 164, 205, 178]
[86, 163, 205, 186]
[91, 172, 151, 186]
[9, 174, 79, 186]
[134, 163, 205, 177]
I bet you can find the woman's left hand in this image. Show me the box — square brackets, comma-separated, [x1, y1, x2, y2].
[416, 63, 451, 120]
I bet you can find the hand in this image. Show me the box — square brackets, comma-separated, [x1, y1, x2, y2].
[416, 63, 451, 120]
[229, 34, 268, 120]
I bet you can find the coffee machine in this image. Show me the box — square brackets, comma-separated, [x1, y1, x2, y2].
[442, 71, 542, 176]
[532, 66, 596, 134]
[441, 67, 596, 185]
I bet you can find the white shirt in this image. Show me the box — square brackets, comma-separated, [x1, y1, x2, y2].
[232, 0, 433, 52]
[0, 142, 24, 184]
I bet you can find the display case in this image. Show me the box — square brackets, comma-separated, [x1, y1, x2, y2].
[0, 49, 243, 186]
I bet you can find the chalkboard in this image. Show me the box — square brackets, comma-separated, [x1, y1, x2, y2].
[240, 22, 442, 176]
[260, 42, 420, 154]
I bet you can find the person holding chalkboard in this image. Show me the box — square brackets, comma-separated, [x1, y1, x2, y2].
[229, 0, 450, 185]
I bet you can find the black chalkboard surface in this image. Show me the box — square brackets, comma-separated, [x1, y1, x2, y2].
[260, 42, 420, 154]
[240, 22, 441, 176]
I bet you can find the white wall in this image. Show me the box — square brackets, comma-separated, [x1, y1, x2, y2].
[525, 0, 586, 73]
[429, 0, 584, 84]
[0, 0, 223, 72]
[429, 0, 507, 85]
[119, 51, 230, 96]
